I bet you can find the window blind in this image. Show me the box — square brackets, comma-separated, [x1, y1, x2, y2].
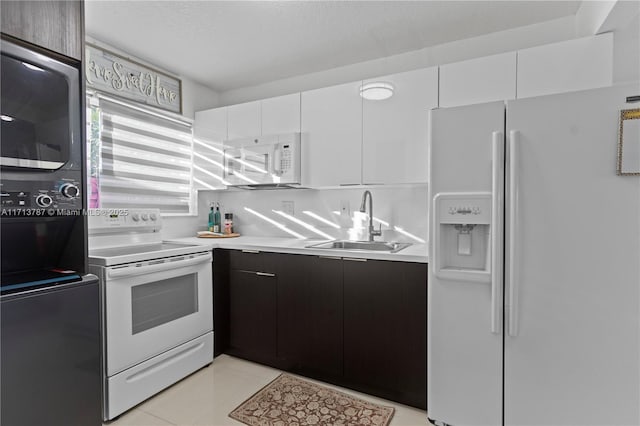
[90, 96, 194, 215]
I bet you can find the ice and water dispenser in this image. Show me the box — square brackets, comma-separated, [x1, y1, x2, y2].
[432, 192, 492, 283]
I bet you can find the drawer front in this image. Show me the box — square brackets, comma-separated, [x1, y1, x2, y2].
[229, 249, 263, 271]
[106, 332, 213, 420]
[229, 250, 279, 273]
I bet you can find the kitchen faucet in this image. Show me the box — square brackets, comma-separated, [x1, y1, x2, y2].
[359, 190, 382, 242]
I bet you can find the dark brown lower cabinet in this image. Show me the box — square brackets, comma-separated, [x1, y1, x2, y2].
[213, 248, 230, 357]
[228, 268, 277, 365]
[222, 249, 427, 410]
[343, 258, 427, 409]
[275, 254, 343, 380]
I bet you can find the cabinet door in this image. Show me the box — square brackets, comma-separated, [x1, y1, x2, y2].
[362, 68, 438, 184]
[517, 33, 613, 99]
[212, 249, 230, 357]
[193, 107, 227, 190]
[228, 269, 277, 365]
[1, 0, 83, 60]
[440, 52, 517, 108]
[276, 254, 343, 379]
[227, 100, 261, 140]
[301, 82, 363, 186]
[343, 259, 427, 409]
[261, 93, 301, 135]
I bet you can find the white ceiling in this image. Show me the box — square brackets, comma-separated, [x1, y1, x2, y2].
[85, 1, 581, 93]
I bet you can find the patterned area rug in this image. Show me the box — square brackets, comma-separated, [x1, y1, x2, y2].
[229, 373, 395, 426]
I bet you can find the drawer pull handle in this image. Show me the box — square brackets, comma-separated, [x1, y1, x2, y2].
[241, 249, 260, 254]
[343, 257, 367, 262]
[318, 255, 342, 260]
[256, 272, 275, 277]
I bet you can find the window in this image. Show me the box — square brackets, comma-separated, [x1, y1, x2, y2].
[87, 94, 195, 215]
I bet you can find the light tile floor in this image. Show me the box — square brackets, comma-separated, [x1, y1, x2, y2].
[104, 354, 429, 426]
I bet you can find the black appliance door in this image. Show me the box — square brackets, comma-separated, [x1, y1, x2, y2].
[0, 215, 85, 293]
[1, 40, 79, 170]
[0, 276, 102, 426]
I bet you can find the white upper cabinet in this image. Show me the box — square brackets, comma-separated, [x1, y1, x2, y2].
[227, 100, 261, 140]
[261, 93, 301, 135]
[516, 33, 613, 99]
[440, 52, 517, 108]
[362, 67, 438, 184]
[194, 107, 227, 142]
[193, 108, 227, 190]
[301, 81, 363, 187]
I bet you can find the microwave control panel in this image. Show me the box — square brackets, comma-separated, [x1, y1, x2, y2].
[0, 177, 82, 213]
[280, 144, 292, 172]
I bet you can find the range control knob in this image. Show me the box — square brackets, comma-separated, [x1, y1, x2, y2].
[131, 213, 140, 221]
[35, 194, 53, 208]
[141, 213, 149, 221]
[149, 213, 157, 221]
[60, 183, 79, 198]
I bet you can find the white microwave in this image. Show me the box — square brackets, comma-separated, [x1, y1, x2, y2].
[223, 132, 301, 188]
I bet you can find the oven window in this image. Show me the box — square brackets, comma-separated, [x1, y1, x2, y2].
[131, 273, 198, 334]
[0, 53, 70, 165]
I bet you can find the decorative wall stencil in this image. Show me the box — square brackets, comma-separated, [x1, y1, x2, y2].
[229, 374, 395, 426]
[85, 43, 182, 114]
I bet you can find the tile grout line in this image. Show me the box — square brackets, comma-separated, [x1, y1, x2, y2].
[137, 407, 179, 425]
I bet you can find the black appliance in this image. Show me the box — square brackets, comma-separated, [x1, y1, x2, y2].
[1, 36, 101, 426]
[0, 277, 102, 426]
[1, 37, 85, 293]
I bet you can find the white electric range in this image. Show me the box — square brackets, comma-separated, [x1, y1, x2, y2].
[88, 209, 213, 421]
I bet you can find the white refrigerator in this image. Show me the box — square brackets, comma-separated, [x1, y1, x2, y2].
[428, 84, 640, 426]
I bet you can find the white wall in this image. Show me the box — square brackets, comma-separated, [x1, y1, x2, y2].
[612, 13, 640, 84]
[162, 186, 429, 244]
[180, 78, 221, 118]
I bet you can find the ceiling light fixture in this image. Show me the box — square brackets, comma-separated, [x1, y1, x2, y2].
[1, 115, 15, 122]
[359, 82, 394, 100]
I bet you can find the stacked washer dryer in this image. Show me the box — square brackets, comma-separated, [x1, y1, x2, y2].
[1, 38, 102, 425]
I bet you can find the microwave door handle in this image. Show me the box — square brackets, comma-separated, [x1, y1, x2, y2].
[273, 148, 282, 175]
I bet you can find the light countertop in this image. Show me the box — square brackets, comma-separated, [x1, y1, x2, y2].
[166, 235, 428, 263]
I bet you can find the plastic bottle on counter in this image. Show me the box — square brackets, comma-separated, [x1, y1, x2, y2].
[213, 203, 221, 233]
[224, 213, 233, 235]
[207, 205, 214, 232]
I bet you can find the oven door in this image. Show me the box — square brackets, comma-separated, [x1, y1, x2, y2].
[104, 251, 213, 376]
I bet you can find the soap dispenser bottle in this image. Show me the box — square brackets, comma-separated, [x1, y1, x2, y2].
[213, 202, 221, 233]
[208, 204, 215, 232]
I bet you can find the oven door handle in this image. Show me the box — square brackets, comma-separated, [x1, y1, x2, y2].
[107, 252, 212, 279]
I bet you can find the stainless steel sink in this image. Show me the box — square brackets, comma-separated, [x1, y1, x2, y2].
[306, 240, 411, 253]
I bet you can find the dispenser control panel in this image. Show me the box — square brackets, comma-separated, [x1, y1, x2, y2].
[438, 195, 491, 225]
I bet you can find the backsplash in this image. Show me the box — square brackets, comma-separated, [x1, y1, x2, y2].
[163, 185, 428, 244]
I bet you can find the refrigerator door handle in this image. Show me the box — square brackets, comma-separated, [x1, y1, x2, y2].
[507, 130, 520, 337]
[490, 131, 504, 334]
